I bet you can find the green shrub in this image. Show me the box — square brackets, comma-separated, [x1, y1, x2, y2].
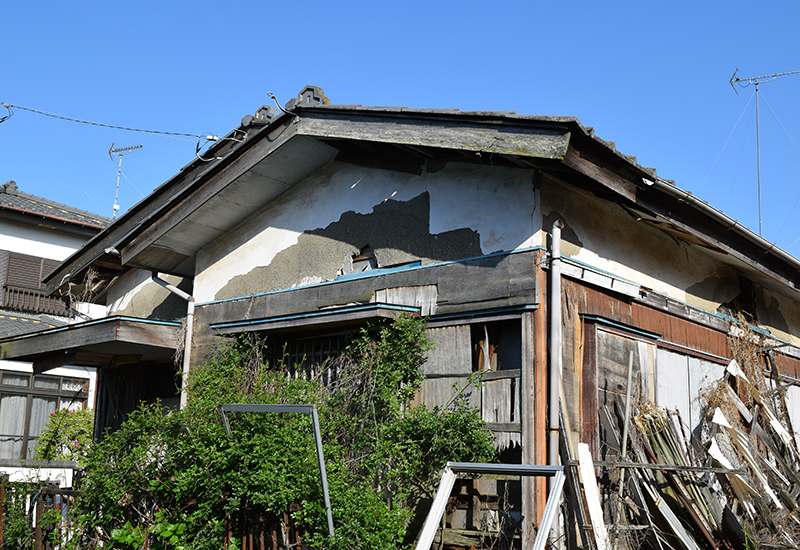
[68, 315, 496, 549]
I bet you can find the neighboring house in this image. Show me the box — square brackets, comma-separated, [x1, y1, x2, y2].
[3, 87, 800, 542]
[0, 180, 107, 483]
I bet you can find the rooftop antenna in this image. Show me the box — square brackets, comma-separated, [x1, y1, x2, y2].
[108, 143, 142, 219]
[729, 68, 800, 236]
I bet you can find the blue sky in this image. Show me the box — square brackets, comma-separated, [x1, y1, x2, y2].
[2, 2, 800, 252]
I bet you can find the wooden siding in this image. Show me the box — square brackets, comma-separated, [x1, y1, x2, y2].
[563, 279, 731, 358]
[415, 324, 522, 451]
[773, 353, 800, 380]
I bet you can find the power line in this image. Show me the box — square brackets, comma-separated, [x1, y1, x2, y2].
[0, 102, 219, 141]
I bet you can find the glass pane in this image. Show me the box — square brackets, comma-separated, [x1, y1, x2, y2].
[0, 437, 23, 460]
[61, 378, 86, 393]
[29, 396, 58, 438]
[2, 373, 29, 387]
[33, 377, 59, 390]
[0, 394, 27, 436]
[61, 398, 85, 413]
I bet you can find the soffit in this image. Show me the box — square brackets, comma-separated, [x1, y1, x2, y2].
[121, 135, 339, 275]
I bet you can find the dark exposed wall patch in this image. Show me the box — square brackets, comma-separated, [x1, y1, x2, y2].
[756, 286, 790, 335]
[215, 192, 482, 301]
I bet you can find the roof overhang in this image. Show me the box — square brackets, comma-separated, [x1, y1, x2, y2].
[211, 303, 420, 337]
[0, 316, 182, 373]
[42, 93, 800, 297]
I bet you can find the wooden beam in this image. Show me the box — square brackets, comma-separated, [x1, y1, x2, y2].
[533, 250, 548, 521]
[299, 113, 571, 159]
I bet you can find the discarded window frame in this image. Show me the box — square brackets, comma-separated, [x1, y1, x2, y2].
[415, 462, 565, 550]
[218, 403, 335, 538]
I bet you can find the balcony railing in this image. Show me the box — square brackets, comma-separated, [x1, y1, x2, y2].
[1, 285, 69, 316]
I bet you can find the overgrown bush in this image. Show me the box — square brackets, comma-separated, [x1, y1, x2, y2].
[36, 408, 94, 462]
[68, 315, 496, 549]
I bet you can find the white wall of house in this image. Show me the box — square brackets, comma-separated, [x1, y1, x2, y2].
[0, 220, 88, 260]
[194, 161, 539, 303]
[540, 177, 800, 345]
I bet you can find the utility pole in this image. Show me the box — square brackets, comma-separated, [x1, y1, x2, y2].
[108, 143, 142, 219]
[730, 69, 800, 235]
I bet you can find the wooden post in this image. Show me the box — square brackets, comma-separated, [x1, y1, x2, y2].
[35, 493, 42, 550]
[521, 249, 549, 548]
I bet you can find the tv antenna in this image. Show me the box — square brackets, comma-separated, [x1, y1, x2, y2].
[108, 143, 142, 219]
[729, 68, 800, 235]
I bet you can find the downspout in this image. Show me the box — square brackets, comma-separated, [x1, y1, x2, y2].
[151, 273, 194, 409]
[548, 220, 564, 541]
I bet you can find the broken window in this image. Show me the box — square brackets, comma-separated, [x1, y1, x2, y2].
[339, 245, 377, 277]
[470, 320, 522, 372]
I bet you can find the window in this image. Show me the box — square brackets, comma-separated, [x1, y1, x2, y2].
[0, 370, 88, 460]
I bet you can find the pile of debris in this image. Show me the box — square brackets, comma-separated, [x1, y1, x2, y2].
[570, 351, 800, 549]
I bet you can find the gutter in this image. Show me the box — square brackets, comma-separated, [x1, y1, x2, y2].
[150, 273, 194, 409]
[548, 219, 564, 542]
[650, 178, 800, 281]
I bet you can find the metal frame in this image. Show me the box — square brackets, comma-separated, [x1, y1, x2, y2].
[415, 462, 565, 550]
[218, 404, 335, 538]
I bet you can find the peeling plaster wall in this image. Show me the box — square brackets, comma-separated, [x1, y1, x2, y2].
[195, 161, 538, 302]
[755, 285, 800, 346]
[541, 178, 741, 314]
[106, 268, 191, 321]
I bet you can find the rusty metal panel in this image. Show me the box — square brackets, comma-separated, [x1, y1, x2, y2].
[774, 353, 800, 380]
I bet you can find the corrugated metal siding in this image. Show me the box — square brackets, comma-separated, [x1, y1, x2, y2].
[773, 353, 800, 380]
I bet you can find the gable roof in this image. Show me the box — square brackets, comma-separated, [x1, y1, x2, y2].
[0, 180, 110, 237]
[42, 86, 800, 299]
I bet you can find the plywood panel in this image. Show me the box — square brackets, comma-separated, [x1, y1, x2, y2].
[688, 357, 725, 445]
[656, 348, 690, 425]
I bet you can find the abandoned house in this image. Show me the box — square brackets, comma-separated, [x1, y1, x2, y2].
[0, 180, 108, 484]
[3, 86, 800, 548]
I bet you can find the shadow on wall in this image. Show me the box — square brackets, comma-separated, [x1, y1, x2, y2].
[216, 192, 484, 300]
[543, 211, 583, 257]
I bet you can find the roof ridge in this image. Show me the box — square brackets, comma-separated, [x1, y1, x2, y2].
[1, 180, 111, 225]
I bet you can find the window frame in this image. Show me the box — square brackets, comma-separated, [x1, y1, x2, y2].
[0, 370, 89, 460]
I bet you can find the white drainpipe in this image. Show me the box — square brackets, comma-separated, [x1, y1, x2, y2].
[548, 220, 564, 542]
[151, 273, 194, 409]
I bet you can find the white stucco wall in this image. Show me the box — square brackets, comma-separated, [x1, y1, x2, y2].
[0, 220, 87, 260]
[541, 178, 736, 310]
[194, 161, 539, 303]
